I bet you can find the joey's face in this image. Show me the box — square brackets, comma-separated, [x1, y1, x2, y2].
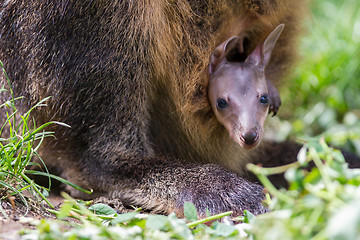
[208, 63, 270, 149]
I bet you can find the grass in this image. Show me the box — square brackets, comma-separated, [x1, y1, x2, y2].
[18, 139, 360, 239]
[21, 195, 241, 240]
[2, 0, 360, 239]
[279, 0, 360, 154]
[246, 139, 360, 240]
[0, 60, 91, 219]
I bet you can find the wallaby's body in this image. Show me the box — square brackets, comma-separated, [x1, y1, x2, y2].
[209, 24, 284, 149]
[0, 1, 308, 216]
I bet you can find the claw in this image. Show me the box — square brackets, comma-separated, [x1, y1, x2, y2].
[268, 98, 281, 117]
[266, 79, 281, 117]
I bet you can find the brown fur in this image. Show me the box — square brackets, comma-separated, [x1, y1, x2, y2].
[0, 0, 307, 216]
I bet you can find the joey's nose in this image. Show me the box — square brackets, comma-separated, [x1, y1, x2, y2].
[242, 131, 258, 146]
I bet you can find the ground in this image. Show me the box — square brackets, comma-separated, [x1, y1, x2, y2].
[0, 193, 63, 239]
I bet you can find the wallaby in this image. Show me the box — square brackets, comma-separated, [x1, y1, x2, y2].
[208, 24, 284, 149]
[2, 1, 356, 218]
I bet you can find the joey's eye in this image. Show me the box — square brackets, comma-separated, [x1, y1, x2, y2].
[260, 95, 269, 104]
[216, 98, 228, 109]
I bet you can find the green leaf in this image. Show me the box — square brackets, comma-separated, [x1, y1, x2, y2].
[332, 149, 346, 163]
[308, 139, 324, 154]
[42, 188, 49, 197]
[88, 203, 117, 216]
[57, 202, 73, 220]
[243, 210, 256, 224]
[111, 212, 137, 225]
[167, 213, 193, 239]
[145, 215, 169, 230]
[327, 200, 360, 240]
[212, 222, 238, 237]
[183, 201, 198, 221]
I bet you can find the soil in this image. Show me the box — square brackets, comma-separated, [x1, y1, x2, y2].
[0, 191, 129, 239]
[0, 193, 64, 240]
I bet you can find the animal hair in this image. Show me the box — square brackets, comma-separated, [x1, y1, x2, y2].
[0, 0, 308, 216]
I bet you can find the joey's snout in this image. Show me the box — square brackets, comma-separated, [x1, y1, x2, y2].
[241, 130, 258, 147]
[229, 125, 262, 149]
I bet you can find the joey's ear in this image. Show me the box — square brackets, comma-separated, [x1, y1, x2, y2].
[209, 36, 240, 75]
[262, 24, 284, 66]
[246, 24, 284, 68]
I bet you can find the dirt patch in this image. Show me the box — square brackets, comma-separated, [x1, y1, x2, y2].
[0, 194, 63, 240]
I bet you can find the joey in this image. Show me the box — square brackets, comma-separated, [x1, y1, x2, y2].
[208, 24, 284, 149]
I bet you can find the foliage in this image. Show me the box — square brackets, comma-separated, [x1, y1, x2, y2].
[247, 139, 360, 240]
[20, 139, 360, 240]
[0, 60, 91, 217]
[278, 0, 360, 154]
[20, 193, 242, 240]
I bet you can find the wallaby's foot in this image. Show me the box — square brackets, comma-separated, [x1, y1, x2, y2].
[94, 196, 128, 213]
[172, 166, 268, 217]
[267, 79, 281, 116]
[110, 162, 268, 218]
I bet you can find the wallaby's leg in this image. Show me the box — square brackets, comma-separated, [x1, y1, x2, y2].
[88, 156, 268, 217]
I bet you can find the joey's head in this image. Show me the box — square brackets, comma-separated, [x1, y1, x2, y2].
[208, 24, 284, 149]
[209, 63, 269, 149]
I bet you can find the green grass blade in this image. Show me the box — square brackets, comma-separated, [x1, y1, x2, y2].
[20, 172, 54, 208]
[25, 170, 93, 194]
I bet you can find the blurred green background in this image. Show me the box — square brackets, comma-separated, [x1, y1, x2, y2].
[273, 0, 360, 155]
